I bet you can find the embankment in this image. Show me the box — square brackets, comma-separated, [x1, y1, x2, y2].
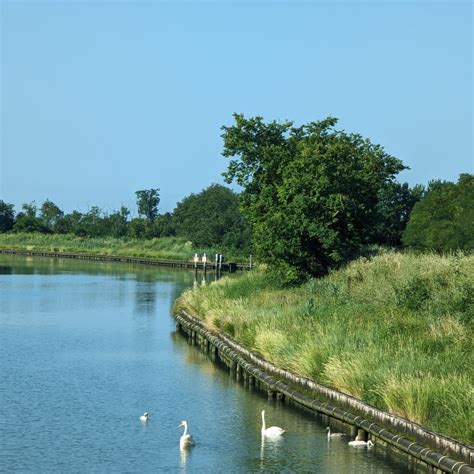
[174, 309, 473, 473]
[173, 251, 473, 471]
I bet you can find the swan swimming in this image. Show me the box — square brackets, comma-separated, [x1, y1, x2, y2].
[348, 439, 374, 448]
[179, 420, 195, 449]
[261, 410, 285, 437]
[326, 426, 345, 439]
[140, 412, 149, 422]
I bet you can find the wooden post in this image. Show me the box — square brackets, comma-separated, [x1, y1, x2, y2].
[202, 253, 207, 279]
[356, 429, 367, 441]
[193, 253, 199, 280]
[236, 364, 242, 381]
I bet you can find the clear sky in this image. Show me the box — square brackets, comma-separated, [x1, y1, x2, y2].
[1, 0, 472, 216]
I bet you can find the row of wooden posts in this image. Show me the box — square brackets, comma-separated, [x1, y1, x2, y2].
[193, 253, 253, 280]
[175, 311, 474, 473]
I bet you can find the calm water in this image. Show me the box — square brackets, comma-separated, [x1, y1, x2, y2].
[0, 256, 425, 473]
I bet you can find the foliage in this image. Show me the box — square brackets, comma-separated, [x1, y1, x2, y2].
[13, 202, 46, 233]
[135, 188, 160, 222]
[104, 206, 130, 238]
[173, 184, 251, 251]
[1, 186, 249, 256]
[370, 182, 424, 246]
[0, 232, 247, 262]
[221, 114, 406, 280]
[175, 250, 474, 443]
[56, 210, 83, 235]
[0, 200, 15, 232]
[403, 174, 474, 252]
[39, 199, 64, 232]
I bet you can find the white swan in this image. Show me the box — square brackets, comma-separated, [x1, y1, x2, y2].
[140, 412, 149, 422]
[261, 410, 285, 437]
[348, 439, 374, 448]
[179, 420, 195, 449]
[326, 426, 345, 439]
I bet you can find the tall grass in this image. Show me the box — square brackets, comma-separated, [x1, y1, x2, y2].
[175, 251, 474, 443]
[0, 232, 247, 262]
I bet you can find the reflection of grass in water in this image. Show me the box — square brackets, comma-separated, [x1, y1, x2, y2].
[175, 250, 474, 443]
[0, 253, 196, 285]
[0, 232, 247, 262]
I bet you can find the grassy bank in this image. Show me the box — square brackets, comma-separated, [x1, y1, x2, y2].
[175, 251, 473, 443]
[0, 232, 246, 262]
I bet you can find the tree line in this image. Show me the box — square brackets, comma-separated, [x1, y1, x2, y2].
[0, 185, 251, 253]
[1, 114, 472, 276]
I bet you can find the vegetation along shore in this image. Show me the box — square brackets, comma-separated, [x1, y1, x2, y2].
[175, 250, 473, 444]
[0, 233, 247, 264]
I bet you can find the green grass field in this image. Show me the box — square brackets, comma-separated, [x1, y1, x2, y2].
[175, 251, 474, 443]
[0, 232, 247, 262]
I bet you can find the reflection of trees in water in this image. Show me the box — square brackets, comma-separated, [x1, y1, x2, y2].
[133, 282, 157, 317]
[0, 255, 197, 282]
[0, 265, 13, 275]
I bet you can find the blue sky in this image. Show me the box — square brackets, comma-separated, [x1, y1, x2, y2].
[1, 0, 472, 215]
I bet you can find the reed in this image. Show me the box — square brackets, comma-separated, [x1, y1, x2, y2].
[175, 250, 474, 443]
[0, 232, 246, 262]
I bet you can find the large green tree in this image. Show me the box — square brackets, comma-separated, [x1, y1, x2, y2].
[403, 174, 473, 252]
[222, 114, 406, 279]
[173, 184, 250, 250]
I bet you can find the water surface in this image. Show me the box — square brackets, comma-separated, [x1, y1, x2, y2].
[0, 256, 425, 473]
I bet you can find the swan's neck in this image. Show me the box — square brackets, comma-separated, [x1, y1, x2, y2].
[182, 423, 188, 437]
[261, 412, 266, 431]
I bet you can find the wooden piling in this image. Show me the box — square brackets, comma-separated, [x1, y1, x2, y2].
[173, 310, 474, 473]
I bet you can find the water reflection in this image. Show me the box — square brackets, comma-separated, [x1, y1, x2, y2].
[179, 445, 191, 471]
[260, 434, 284, 468]
[133, 282, 157, 316]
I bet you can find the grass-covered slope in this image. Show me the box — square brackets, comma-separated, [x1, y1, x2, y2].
[175, 251, 473, 443]
[0, 232, 245, 262]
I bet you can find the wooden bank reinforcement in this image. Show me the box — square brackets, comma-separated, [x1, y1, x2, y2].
[175, 310, 474, 474]
[0, 249, 247, 271]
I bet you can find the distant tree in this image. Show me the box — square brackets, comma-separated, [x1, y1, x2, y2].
[0, 200, 15, 232]
[128, 217, 149, 239]
[40, 199, 64, 233]
[369, 182, 424, 247]
[152, 212, 176, 238]
[105, 206, 130, 238]
[403, 174, 474, 252]
[173, 184, 251, 250]
[221, 114, 406, 279]
[135, 189, 160, 222]
[56, 210, 83, 234]
[79, 207, 107, 237]
[13, 202, 45, 233]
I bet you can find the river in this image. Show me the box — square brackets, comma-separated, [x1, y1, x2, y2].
[0, 255, 425, 473]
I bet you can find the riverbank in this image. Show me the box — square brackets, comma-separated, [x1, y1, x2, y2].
[174, 250, 473, 445]
[0, 232, 247, 263]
